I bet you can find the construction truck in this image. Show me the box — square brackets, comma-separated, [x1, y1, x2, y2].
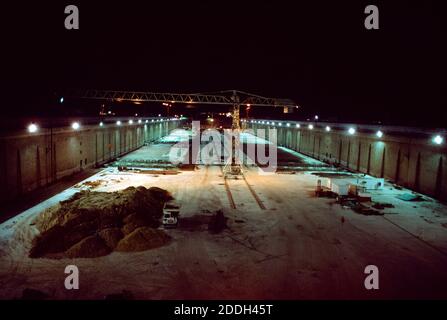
[162, 200, 181, 228]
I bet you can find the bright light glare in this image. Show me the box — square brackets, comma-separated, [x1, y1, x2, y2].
[325, 126, 331, 132]
[308, 124, 314, 130]
[376, 130, 383, 138]
[128, 120, 133, 124]
[116, 120, 122, 126]
[99, 122, 104, 127]
[28, 123, 38, 133]
[296, 124, 300, 128]
[138, 119, 142, 124]
[433, 135, 444, 145]
[348, 127, 356, 135]
[72, 122, 80, 130]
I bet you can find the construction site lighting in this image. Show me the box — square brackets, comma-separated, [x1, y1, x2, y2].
[27, 123, 38, 133]
[433, 135, 444, 145]
[348, 127, 356, 135]
[72, 122, 80, 130]
[376, 130, 383, 138]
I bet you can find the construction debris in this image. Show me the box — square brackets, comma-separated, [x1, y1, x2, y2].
[118, 166, 180, 175]
[397, 193, 425, 202]
[336, 196, 383, 216]
[74, 180, 104, 189]
[29, 186, 173, 259]
[352, 204, 383, 216]
[372, 202, 395, 210]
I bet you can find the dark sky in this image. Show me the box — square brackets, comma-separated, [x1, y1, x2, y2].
[2, 1, 446, 126]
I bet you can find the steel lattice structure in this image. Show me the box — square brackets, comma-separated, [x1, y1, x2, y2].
[68, 89, 297, 108]
[68, 89, 298, 177]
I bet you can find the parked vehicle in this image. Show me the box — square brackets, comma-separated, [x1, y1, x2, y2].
[162, 200, 180, 227]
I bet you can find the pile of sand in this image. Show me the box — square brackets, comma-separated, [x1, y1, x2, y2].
[29, 186, 172, 259]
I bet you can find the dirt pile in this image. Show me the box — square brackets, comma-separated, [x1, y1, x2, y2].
[29, 186, 172, 259]
[116, 227, 171, 252]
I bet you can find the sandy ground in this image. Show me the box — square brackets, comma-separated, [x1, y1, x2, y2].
[1, 129, 447, 299]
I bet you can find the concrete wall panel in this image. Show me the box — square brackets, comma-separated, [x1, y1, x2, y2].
[0, 120, 183, 205]
[250, 122, 447, 201]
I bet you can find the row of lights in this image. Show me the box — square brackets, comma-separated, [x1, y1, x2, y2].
[27, 118, 179, 134]
[246, 120, 444, 145]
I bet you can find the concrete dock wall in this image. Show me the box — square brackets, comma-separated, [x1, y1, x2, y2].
[0, 118, 183, 203]
[248, 121, 447, 202]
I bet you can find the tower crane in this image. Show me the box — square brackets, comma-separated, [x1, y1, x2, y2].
[67, 89, 298, 176]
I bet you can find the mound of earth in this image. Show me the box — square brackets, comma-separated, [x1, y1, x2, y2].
[116, 227, 171, 252]
[29, 186, 172, 259]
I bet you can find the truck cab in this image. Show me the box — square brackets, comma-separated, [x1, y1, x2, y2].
[163, 200, 180, 227]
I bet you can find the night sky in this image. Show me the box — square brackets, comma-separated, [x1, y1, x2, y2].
[2, 1, 446, 126]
